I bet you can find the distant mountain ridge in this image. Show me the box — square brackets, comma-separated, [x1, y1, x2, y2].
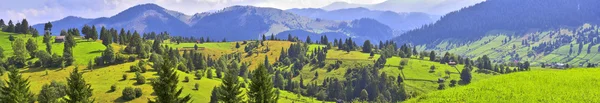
[34, 3, 394, 42]
[286, 7, 439, 32]
[395, 0, 600, 46]
[322, 0, 485, 15]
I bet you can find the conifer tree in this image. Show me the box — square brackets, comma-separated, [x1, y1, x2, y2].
[217, 63, 243, 103]
[210, 86, 219, 103]
[248, 64, 278, 103]
[0, 68, 34, 103]
[149, 59, 192, 103]
[64, 68, 95, 103]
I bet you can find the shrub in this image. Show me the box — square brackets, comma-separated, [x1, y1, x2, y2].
[140, 66, 147, 73]
[449, 80, 457, 87]
[130, 66, 140, 72]
[128, 56, 136, 62]
[195, 71, 203, 80]
[194, 83, 199, 90]
[135, 72, 146, 84]
[122, 74, 127, 80]
[122, 87, 136, 100]
[134, 88, 143, 98]
[183, 76, 190, 82]
[111, 85, 117, 92]
[115, 54, 128, 64]
[429, 66, 436, 73]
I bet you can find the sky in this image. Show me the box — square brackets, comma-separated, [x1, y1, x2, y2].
[0, 0, 481, 24]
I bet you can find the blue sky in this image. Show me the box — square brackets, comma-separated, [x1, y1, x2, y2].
[0, 0, 482, 24]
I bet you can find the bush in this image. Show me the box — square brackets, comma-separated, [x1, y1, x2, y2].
[135, 72, 146, 84]
[195, 71, 203, 80]
[194, 83, 199, 90]
[140, 66, 147, 73]
[115, 54, 128, 64]
[128, 56, 136, 62]
[134, 88, 143, 98]
[122, 87, 136, 100]
[449, 80, 457, 87]
[111, 85, 117, 92]
[130, 66, 140, 72]
[429, 66, 436, 73]
[122, 74, 127, 80]
[183, 76, 190, 82]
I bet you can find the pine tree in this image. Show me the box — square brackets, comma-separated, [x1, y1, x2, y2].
[149, 59, 192, 103]
[362, 40, 372, 53]
[248, 64, 278, 103]
[217, 62, 244, 103]
[20, 19, 29, 34]
[0, 68, 34, 103]
[64, 68, 95, 103]
[460, 67, 472, 84]
[210, 86, 219, 103]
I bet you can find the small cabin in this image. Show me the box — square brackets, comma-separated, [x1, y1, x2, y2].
[55, 36, 65, 43]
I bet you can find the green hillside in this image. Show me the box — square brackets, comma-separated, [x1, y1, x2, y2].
[0, 30, 504, 103]
[436, 24, 600, 66]
[0, 31, 327, 103]
[406, 68, 600, 102]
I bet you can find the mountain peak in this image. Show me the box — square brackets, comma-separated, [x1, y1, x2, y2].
[131, 3, 164, 10]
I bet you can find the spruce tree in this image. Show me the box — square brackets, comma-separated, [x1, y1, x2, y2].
[217, 63, 243, 103]
[248, 64, 278, 103]
[64, 68, 95, 103]
[210, 86, 219, 103]
[149, 59, 192, 103]
[0, 68, 34, 103]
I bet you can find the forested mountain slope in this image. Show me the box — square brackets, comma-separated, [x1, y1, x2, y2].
[396, 0, 600, 45]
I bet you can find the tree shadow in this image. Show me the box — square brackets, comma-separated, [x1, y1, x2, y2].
[113, 97, 133, 103]
[404, 78, 436, 82]
[106, 89, 116, 93]
[88, 50, 104, 54]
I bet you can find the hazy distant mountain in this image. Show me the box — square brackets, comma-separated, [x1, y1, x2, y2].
[286, 7, 439, 32]
[34, 4, 190, 36]
[322, 0, 485, 15]
[395, 0, 600, 45]
[321, 2, 366, 10]
[188, 6, 394, 42]
[34, 4, 394, 43]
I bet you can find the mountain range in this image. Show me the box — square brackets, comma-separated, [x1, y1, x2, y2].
[33, 3, 394, 43]
[322, 0, 485, 15]
[395, 0, 600, 46]
[286, 7, 439, 33]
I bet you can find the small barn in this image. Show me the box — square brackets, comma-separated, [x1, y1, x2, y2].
[55, 36, 65, 43]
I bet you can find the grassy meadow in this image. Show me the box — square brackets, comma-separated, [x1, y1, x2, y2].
[406, 68, 600, 103]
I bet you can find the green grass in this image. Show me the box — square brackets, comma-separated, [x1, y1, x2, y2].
[440, 24, 600, 65]
[0, 31, 498, 102]
[0, 32, 106, 65]
[406, 68, 600, 103]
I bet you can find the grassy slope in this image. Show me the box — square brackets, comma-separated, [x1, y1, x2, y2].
[441, 24, 600, 65]
[0, 32, 325, 103]
[294, 45, 494, 94]
[0, 32, 106, 65]
[1, 31, 495, 102]
[406, 68, 600, 103]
